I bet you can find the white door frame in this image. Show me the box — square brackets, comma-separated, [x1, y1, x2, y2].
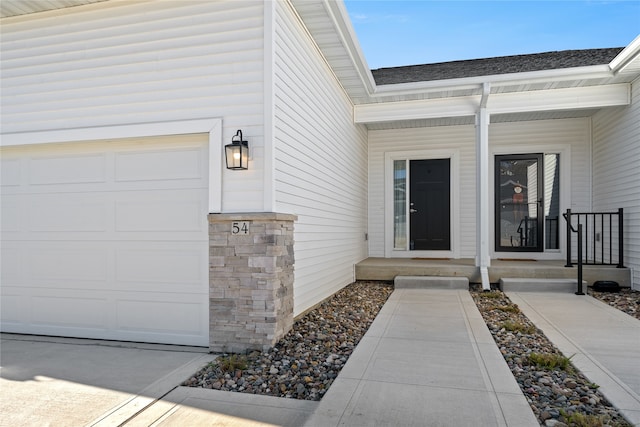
[490, 144, 571, 260]
[384, 149, 460, 259]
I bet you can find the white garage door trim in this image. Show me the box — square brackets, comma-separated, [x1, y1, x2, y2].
[1, 118, 223, 213]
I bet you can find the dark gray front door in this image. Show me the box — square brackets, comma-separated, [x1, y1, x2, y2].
[409, 159, 450, 250]
[495, 154, 544, 252]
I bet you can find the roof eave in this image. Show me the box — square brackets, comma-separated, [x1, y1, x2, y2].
[372, 64, 614, 97]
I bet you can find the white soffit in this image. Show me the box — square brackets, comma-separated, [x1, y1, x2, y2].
[0, 0, 108, 18]
[291, 0, 375, 103]
[355, 83, 630, 124]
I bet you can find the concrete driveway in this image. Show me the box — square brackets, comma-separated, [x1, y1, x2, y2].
[0, 334, 213, 427]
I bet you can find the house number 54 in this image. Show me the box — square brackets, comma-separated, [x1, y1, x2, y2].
[231, 221, 250, 235]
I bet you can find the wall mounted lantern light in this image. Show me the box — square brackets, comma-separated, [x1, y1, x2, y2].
[225, 130, 249, 170]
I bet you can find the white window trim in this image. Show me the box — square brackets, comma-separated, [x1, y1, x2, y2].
[384, 149, 460, 259]
[490, 144, 571, 260]
[1, 118, 223, 213]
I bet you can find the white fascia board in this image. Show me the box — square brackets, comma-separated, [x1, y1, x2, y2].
[321, 0, 377, 94]
[372, 65, 613, 98]
[489, 83, 630, 114]
[609, 34, 640, 74]
[354, 84, 629, 124]
[354, 95, 479, 123]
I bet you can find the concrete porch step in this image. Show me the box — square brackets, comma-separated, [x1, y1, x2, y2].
[500, 278, 587, 293]
[394, 276, 469, 290]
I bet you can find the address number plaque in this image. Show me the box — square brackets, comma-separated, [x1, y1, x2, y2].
[231, 221, 251, 235]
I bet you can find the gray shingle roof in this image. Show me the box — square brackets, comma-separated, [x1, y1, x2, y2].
[371, 48, 624, 85]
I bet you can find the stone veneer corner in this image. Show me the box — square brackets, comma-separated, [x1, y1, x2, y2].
[208, 212, 297, 353]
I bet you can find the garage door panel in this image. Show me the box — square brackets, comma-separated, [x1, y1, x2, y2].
[32, 294, 109, 329]
[1, 195, 23, 232]
[0, 244, 23, 283]
[31, 247, 109, 282]
[1, 293, 23, 324]
[30, 153, 107, 185]
[30, 199, 108, 232]
[3, 241, 111, 290]
[1, 287, 208, 342]
[115, 247, 205, 290]
[1, 158, 21, 186]
[116, 299, 205, 335]
[115, 148, 203, 182]
[1, 295, 208, 346]
[0, 135, 210, 346]
[115, 196, 205, 233]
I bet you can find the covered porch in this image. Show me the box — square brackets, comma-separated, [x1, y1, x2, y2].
[355, 43, 639, 291]
[355, 257, 632, 287]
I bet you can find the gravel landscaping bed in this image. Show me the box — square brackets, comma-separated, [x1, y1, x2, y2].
[589, 288, 640, 320]
[472, 288, 635, 427]
[184, 279, 638, 425]
[183, 281, 393, 400]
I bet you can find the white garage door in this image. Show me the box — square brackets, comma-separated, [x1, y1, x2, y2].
[1, 135, 210, 346]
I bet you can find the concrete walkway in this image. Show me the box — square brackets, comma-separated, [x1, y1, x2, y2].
[127, 288, 536, 426]
[303, 288, 538, 427]
[507, 291, 640, 426]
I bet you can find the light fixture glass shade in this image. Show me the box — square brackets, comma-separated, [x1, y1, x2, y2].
[225, 130, 249, 170]
[225, 141, 249, 170]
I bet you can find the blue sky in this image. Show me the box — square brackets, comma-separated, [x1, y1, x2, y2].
[343, 1, 640, 69]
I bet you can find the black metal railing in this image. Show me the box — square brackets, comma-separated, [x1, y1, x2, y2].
[564, 221, 585, 295]
[563, 208, 624, 268]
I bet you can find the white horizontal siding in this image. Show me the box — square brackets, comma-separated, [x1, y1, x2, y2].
[273, 1, 368, 316]
[593, 80, 640, 289]
[1, 0, 266, 212]
[368, 125, 477, 258]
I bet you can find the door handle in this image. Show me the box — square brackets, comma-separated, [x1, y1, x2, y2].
[410, 208, 418, 213]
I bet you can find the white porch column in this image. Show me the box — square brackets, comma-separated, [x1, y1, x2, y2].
[476, 83, 491, 290]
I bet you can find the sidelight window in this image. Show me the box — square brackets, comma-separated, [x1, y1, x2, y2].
[393, 160, 407, 250]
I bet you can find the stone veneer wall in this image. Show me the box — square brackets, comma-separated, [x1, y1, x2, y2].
[208, 212, 297, 353]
